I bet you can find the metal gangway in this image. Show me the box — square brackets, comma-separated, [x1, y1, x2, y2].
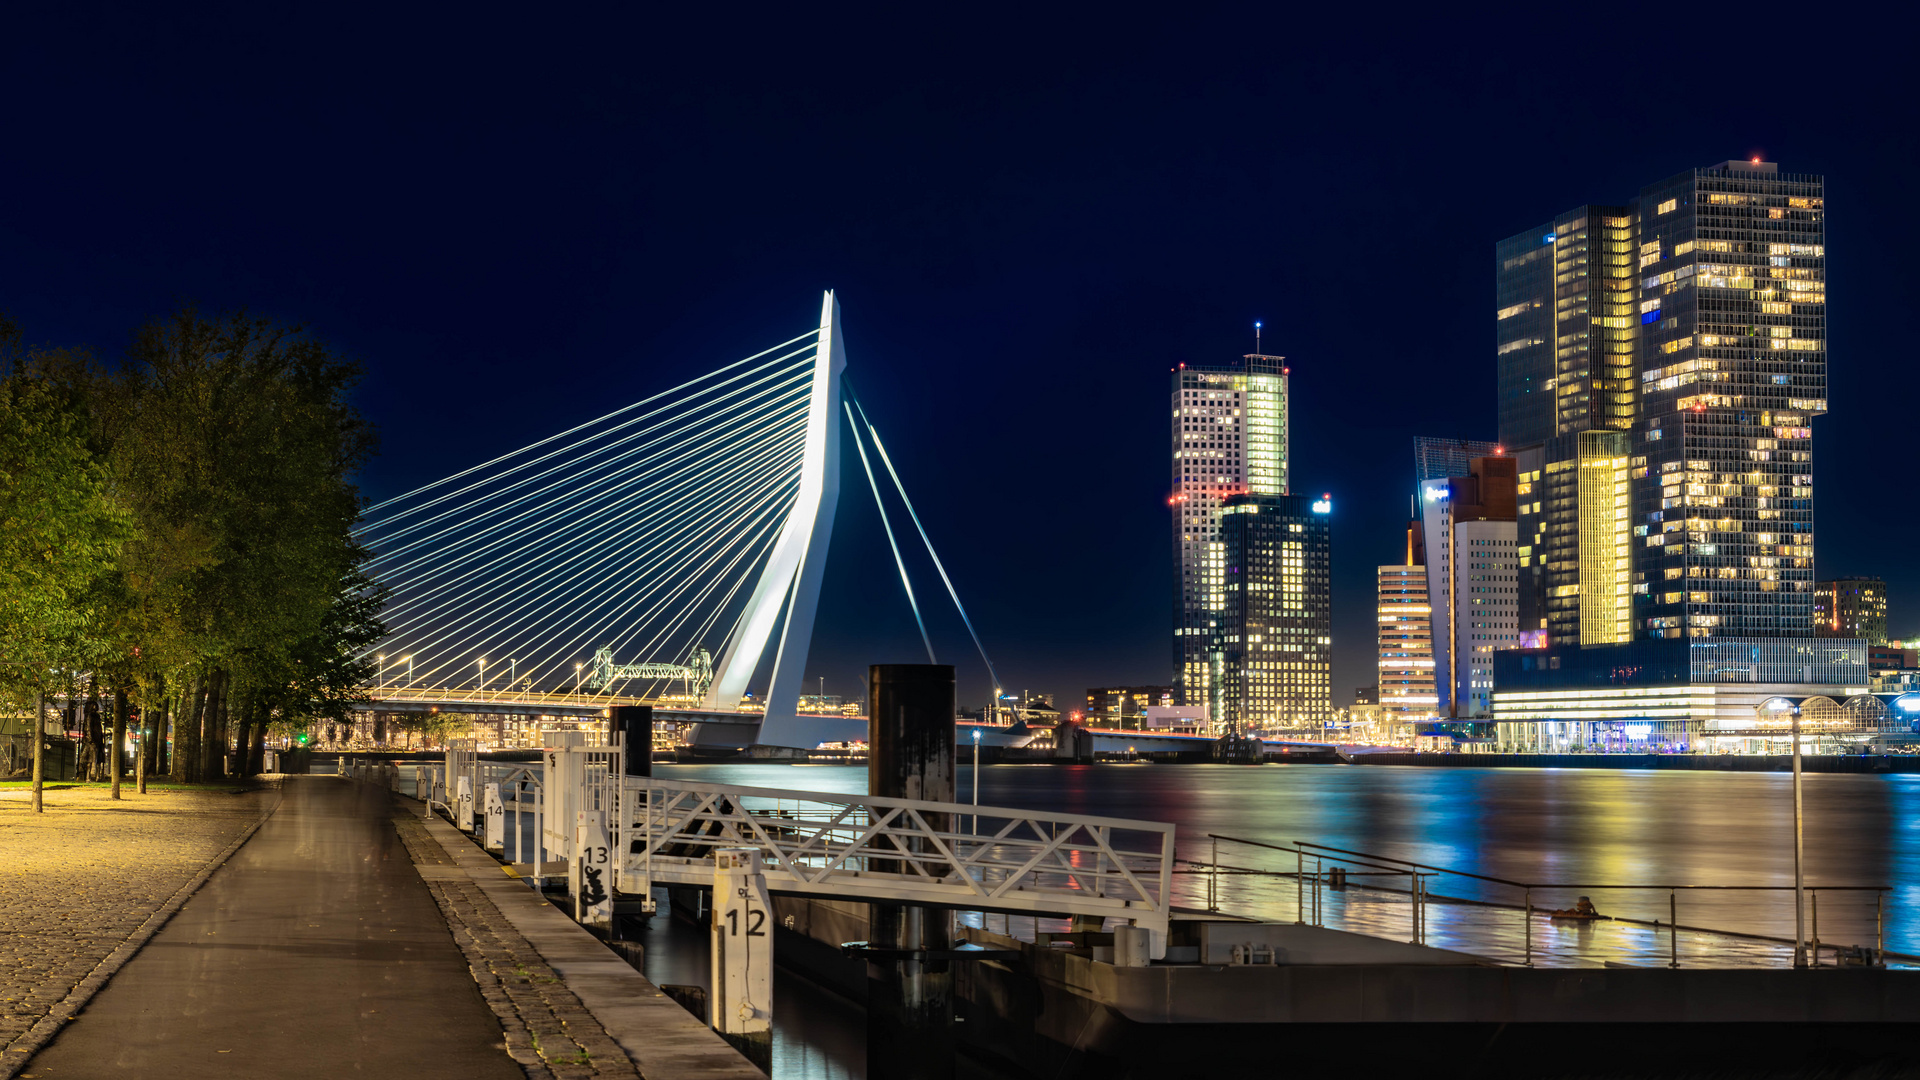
[527, 736, 1177, 946]
[398, 734, 1178, 948]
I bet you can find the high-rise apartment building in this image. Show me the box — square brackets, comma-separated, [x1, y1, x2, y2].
[1637, 161, 1825, 639]
[1491, 161, 1863, 749]
[1498, 161, 1826, 647]
[1219, 492, 1332, 728]
[1172, 354, 1289, 707]
[1377, 565, 1436, 719]
[1418, 455, 1519, 717]
[1814, 578, 1887, 645]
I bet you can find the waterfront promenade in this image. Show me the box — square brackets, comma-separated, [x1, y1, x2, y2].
[3, 777, 760, 1080]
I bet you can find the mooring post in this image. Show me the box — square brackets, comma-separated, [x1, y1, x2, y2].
[868, 663, 957, 1080]
[610, 705, 654, 910]
[711, 847, 774, 1070]
[609, 704, 653, 779]
[573, 809, 613, 933]
[484, 782, 504, 852]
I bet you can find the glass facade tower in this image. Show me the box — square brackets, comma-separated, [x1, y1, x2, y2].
[1172, 354, 1289, 708]
[1635, 161, 1824, 639]
[1499, 161, 1824, 646]
[1220, 493, 1332, 728]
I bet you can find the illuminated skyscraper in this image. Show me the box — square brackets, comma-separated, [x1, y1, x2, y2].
[1171, 354, 1288, 708]
[1220, 493, 1332, 728]
[1498, 206, 1638, 648]
[1418, 455, 1518, 717]
[1499, 160, 1825, 646]
[1635, 161, 1825, 640]
[1377, 565, 1435, 720]
[1492, 161, 1858, 750]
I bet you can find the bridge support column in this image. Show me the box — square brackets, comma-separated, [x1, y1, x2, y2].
[867, 664, 956, 1080]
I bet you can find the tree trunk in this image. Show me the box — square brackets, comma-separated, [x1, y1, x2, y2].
[178, 674, 207, 783]
[248, 705, 269, 775]
[153, 694, 170, 780]
[204, 669, 229, 782]
[233, 692, 258, 778]
[110, 685, 125, 800]
[31, 688, 45, 813]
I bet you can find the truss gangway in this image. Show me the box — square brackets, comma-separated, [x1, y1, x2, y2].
[532, 742, 1174, 949]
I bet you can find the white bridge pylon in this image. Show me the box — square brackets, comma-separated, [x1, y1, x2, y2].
[700, 291, 844, 746]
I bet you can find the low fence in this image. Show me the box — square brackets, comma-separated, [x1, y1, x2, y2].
[1193, 833, 1892, 968]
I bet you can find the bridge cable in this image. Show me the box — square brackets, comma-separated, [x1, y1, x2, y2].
[364, 360, 813, 563]
[844, 404, 936, 664]
[374, 436, 804, 642]
[393, 447, 802, 687]
[853, 399, 1002, 694]
[362, 329, 818, 517]
[370, 407, 807, 621]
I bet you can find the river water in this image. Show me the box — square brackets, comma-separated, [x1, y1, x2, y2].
[635, 761, 1920, 1078]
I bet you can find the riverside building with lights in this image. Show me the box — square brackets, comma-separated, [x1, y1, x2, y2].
[1418, 454, 1519, 718]
[1490, 160, 1881, 752]
[1377, 564, 1436, 720]
[1219, 493, 1332, 728]
[1171, 353, 1289, 712]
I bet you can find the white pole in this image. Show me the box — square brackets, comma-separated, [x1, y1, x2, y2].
[1793, 707, 1807, 967]
[972, 728, 981, 835]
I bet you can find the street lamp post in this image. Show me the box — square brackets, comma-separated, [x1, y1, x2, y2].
[972, 728, 982, 835]
[478, 658, 487, 698]
[1792, 706, 1808, 967]
[404, 655, 413, 686]
[574, 662, 583, 694]
[377, 654, 386, 687]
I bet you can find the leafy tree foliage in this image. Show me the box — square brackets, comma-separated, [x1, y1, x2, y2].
[1, 308, 383, 794]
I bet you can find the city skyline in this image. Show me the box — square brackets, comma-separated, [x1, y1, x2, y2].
[3, 11, 1913, 709]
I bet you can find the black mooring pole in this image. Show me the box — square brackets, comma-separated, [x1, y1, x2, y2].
[868, 664, 957, 1080]
[608, 705, 653, 777]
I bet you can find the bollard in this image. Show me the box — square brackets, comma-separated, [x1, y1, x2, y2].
[867, 664, 957, 1080]
[573, 810, 613, 932]
[711, 848, 774, 1070]
[1115, 924, 1152, 967]
[456, 775, 475, 832]
[484, 783, 505, 852]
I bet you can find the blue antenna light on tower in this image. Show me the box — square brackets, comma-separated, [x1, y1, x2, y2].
[1254, 321, 1262, 354]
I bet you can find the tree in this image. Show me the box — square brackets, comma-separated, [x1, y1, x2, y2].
[0, 321, 136, 811]
[109, 307, 378, 780]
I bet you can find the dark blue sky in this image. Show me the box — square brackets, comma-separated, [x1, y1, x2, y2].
[5, 5, 1913, 709]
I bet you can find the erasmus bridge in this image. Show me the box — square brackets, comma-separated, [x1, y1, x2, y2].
[352, 292, 1005, 750]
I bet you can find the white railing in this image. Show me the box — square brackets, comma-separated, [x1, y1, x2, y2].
[615, 776, 1177, 941]
[541, 732, 622, 860]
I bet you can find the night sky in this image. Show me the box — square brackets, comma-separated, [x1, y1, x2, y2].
[5, 7, 1914, 711]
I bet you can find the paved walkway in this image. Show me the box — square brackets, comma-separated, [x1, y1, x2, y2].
[18, 777, 524, 1080]
[0, 783, 275, 1071]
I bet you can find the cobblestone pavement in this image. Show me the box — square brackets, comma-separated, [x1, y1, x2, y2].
[392, 810, 643, 1080]
[0, 783, 275, 1062]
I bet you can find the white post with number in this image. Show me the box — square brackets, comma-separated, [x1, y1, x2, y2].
[573, 810, 613, 931]
[710, 848, 773, 1045]
[483, 783, 505, 852]
[455, 775, 475, 831]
